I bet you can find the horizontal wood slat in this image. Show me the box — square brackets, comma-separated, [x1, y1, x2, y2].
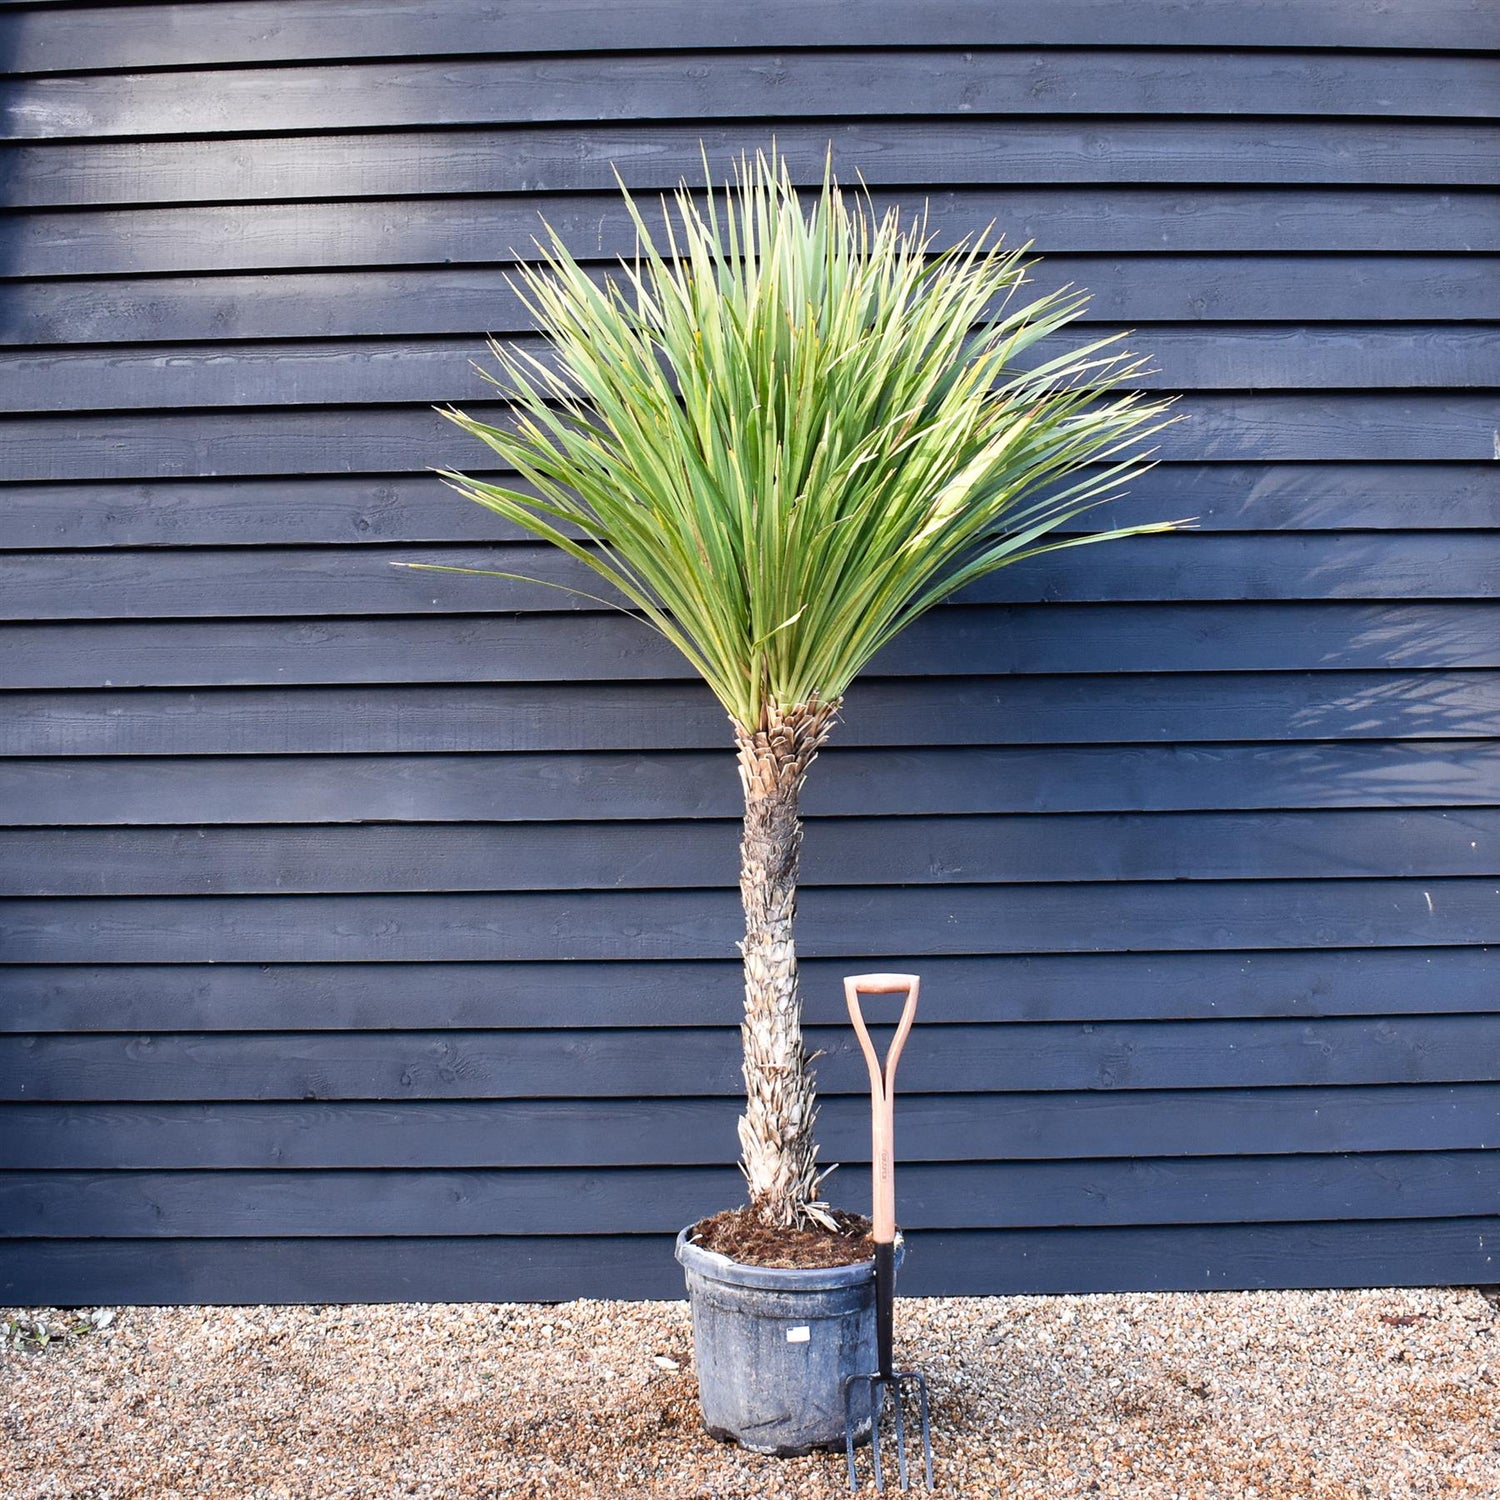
[7, 1084, 1496, 1166]
[7, 1219, 1497, 1304]
[1, 328, 1489, 418]
[7, 1, 1496, 74]
[4, 879, 1498, 964]
[0, 1221, 1464, 1305]
[7, 948, 1495, 1033]
[1, 396, 1493, 483]
[6, 674, 1500, 757]
[5, 1014, 1497, 1101]
[5, 1152, 1496, 1236]
[7, 808, 1498, 896]
[7, 532, 1500, 623]
[8, 51, 1495, 142]
[8, 194, 1493, 282]
[6, 122, 1496, 211]
[6, 742, 1499, 826]
[5, 260, 1495, 343]
[8, 604, 1500, 690]
[5, 466, 1493, 550]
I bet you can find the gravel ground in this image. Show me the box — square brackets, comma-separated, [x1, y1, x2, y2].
[3, 1286, 1497, 1498]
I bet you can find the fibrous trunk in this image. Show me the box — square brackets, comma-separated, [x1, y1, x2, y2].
[735, 697, 838, 1229]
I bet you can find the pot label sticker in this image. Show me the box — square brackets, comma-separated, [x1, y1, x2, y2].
[785, 1325, 811, 1343]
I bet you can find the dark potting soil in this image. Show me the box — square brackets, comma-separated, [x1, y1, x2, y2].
[689, 1206, 876, 1268]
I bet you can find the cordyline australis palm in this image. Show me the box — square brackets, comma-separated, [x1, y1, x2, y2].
[420, 151, 1177, 1232]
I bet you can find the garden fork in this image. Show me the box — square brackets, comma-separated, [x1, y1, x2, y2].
[842, 973, 934, 1492]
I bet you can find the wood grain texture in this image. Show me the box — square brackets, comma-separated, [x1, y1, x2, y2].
[8, 51, 1494, 142]
[6, 672, 1500, 756]
[3, 879, 1497, 964]
[8, 603, 1500, 690]
[6, 1083, 1496, 1166]
[4, 1014, 1498, 1101]
[7, 948, 1496, 1033]
[5, 466, 1494, 550]
[5, 121, 1495, 211]
[7, 531, 1500, 623]
[5, 260, 1495, 343]
[0, 1234, 694, 1306]
[7, 1, 1495, 74]
[4, 1152, 1495, 1236]
[6, 741, 1500, 827]
[6, 808, 1498, 896]
[1, 396, 1493, 483]
[6, 1218, 1497, 1304]
[1, 328, 1489, 418]
[8, 194, 1493, 281]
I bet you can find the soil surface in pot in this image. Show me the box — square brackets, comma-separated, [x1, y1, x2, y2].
[690, 1206, 875, 1268]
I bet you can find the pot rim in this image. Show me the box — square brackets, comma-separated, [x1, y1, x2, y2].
[674, 1224, 901, 1292]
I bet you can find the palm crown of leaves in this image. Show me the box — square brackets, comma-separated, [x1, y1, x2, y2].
[426, 150, 1177, 732]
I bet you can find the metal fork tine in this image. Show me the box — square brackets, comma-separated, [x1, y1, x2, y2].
[846, 1372, 936, 1492]
[845, 1380, 861, 1492]
[908, 1371, 934, 1490]
[892, 1379, 910, 1490]
[845, 1376, 873, 1493]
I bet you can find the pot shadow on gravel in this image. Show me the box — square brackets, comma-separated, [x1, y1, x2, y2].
[518, 1381, 850, 1491]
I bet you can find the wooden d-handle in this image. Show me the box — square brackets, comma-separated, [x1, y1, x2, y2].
[844, 973, 920, 1244]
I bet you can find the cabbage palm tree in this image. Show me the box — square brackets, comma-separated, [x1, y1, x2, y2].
[423, 151, 1175, 1233]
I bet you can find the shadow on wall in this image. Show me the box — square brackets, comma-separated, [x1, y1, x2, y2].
[1090, 459, 1496, 754]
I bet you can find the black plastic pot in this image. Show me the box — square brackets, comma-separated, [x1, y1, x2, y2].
[675, 1225, 903, 1455]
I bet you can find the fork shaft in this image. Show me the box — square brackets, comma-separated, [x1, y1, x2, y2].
[874, 1241, 896, 1378]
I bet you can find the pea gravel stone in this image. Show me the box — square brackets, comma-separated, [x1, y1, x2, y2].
[2, 1287, 1496, 1497]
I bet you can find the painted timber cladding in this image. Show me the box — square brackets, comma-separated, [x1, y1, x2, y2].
[0, 0, 1497, 1303]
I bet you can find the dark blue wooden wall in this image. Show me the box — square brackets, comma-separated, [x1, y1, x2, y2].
[1, 0, 1497, 1304]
